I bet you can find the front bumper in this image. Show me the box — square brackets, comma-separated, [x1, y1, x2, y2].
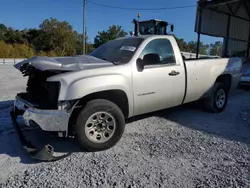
[14, 96, 70, 132]
[10, 96, 72, 161]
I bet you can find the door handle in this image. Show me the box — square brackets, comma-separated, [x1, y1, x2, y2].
[169, 70, 180, 76]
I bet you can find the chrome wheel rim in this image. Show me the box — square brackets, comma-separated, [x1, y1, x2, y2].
[216, 89, 226, 108]
[85, 111, 116, 143]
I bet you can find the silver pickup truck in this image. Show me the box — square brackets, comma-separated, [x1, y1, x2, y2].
[12, 35, 242, 154]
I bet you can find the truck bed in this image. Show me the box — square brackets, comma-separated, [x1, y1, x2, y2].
[183, 58, 242, 104]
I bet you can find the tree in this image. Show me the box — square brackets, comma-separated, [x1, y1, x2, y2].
[177, 38, 188, 52]
[0, 41, 13, 58]
[210, 41, 222, 56]
[0, 41, 34, 58]
[75, 33, 90, 55]
[24, 29, 51, 52]
[199, 42, 208, 55]
[39, 17, 78, 56]
[182, 41, 208, 55]
[186, 41, 197, 53]
[0, 19, 94, 57]
[173, 35, 188, 52]
[1, 19, 220, 58]
[86, 43, 95, 54]
[94, 25, 127, 48]
[12, 43, 34, 58]
[4, 28, 25, 44]
[0, 24, 7, 41]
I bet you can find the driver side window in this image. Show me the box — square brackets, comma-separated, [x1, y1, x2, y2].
[140, 38, 176, 65]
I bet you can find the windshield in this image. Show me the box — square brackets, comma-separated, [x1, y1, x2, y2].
[90, 37, 144, 65]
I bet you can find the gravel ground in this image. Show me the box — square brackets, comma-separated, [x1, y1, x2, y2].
[0, 64, 250, 188]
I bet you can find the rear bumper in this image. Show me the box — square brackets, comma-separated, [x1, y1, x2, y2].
[14, 96, 70, 132]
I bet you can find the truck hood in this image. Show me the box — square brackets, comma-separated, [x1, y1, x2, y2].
[14, 55, 114, 72]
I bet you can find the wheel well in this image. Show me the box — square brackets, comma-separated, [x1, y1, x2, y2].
[215, 74, 232, 92]
[68, 90, 129, 136]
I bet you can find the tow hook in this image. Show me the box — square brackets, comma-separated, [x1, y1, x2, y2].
[10, 108, 71, 162]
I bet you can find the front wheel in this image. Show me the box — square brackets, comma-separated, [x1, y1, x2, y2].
[203, 82, 228, 113]
[75, 99, 125, 152]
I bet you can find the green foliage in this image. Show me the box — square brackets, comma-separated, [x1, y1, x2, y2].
[0, 19, 85, 57]
[12, 43, 34, 58]
[209, 41, 222, 56]
[25, 29, 51, 52]
[39, 18, 78, 56]
[87, 43, 95, 54]
[0, 24, 7, 41]
[0, 19, 222, 58]
[175, 37, 188, 51]
[75, 33, 89, 54]
[94, 25, 127, 48]
[174, 35, 223, 56]
[0, 41, 34, 58]
[0, 40, 13, 58]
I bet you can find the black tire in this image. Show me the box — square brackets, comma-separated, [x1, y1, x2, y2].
[75, 99, 125, 152]
[203, 82, 228, 113]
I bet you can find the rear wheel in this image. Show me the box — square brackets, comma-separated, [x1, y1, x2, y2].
[75, 99, 125, 151]
[203, 82, 228, 113]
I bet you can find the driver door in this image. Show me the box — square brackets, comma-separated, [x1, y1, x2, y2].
[132, 38, 186, 116]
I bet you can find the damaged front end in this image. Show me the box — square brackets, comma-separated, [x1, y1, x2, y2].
[11, 55, 113, 161]
[11, 57, 75, 161]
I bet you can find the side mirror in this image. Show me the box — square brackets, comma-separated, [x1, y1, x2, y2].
[136, 53, 161, 72]
[170, 25, 174, 32]
[136, 58, 144, 72]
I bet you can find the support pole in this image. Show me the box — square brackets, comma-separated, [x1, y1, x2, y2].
[83, 0, 86, 55]
[223, 15, 231, 57]
[246, 26, 250, 58]
[196, 8, 202, 59]
[196, 34, 201, 59]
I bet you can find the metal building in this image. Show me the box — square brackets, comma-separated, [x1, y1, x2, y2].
[195, 0, 250, 58]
